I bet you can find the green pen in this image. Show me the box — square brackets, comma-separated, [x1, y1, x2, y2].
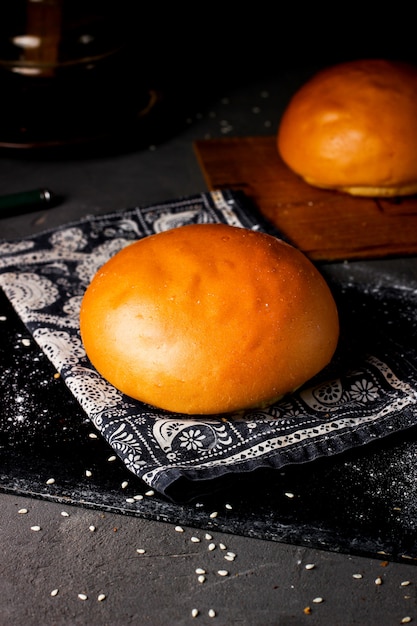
[0, 188, 56, 217]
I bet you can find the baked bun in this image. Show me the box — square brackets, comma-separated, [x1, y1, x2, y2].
[277, 59, 417, 197]
[80, 224, 339, 415]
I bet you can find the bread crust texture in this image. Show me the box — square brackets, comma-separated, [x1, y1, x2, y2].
[277, 59, 417, 197]
[80, 224, 339, 414]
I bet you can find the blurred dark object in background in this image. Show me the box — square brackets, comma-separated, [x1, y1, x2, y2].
[0, 1, 162, 150]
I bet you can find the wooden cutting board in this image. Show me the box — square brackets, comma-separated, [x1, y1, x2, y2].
[194, 136, 417, 261]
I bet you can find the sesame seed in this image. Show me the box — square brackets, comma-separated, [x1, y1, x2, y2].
[30, 525, 41, 531]
[21, 338, 31, 346]
[195, 568, 206, 575]
[88, 433, 98, 439]
[375, 577, 383, 585]
[191, 609, 199, 618]
[219, 543, 226, 550]
[107, 456, 117, 462]
[175, 526, 184, 533]
[205, 533, 213, 540]
[78, 593, 88, 601]
[134, 495, 144, 501]
[191, 536, 200, 543]
[121, 481, 129, 489]
[217, 570, 229, 577]
[208, 543, 216, 551]
[125, 498, 135, 503]
[401, 581, 411, 586]
[224, 553, 236, 562]
[50, 589, 59, 597]
[209, 511, 218, 519]
[284, 492, 295, 498]
[313, 597, 323, 603]
[89, 525, 96, 532]
[198, 575, 206, 584]
[352, 573, 363, 579]
[61, 511, 69, 517]
[85, 470, 92, 477]
[46, 478, 55, 485]
[97, 594, 106, 602]
[53, 372, 60, 379]
[136, 549, 146, 554]
[401, 618, 412, 624]
[225, 504, 232, 510]
[145, 490, 155, 496]
[18, 508, 28, 514]
[305, 563, 316, 570]
[208, 609, 216, 618]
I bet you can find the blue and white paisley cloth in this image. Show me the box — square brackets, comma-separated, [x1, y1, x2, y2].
[1, 190, 416, 495]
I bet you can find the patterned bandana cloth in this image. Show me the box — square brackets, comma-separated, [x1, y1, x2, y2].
[1, 190, 416, 495]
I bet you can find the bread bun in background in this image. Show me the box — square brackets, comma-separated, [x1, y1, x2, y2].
[277, 59, 417, 197]
[80, 224, 339, 415]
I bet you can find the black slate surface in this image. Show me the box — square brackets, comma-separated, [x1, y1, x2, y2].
[1, 265, 417, 565]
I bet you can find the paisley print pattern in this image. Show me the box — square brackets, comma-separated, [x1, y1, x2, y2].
[1, 190, 416, 495]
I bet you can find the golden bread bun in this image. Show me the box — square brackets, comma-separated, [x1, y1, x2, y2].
[80, 224, 339, 415]
[277, 59, 417, 197]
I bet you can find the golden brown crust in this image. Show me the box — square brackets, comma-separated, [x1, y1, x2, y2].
[80, 224, 339, 414]
[277, 59, 417, 197]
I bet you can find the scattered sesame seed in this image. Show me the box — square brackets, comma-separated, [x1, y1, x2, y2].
[50, 589, 59, 597]
[284, 492, 295, 498]
[88, 433, 98, 439]
[175, 526, 184, 533]
[225, 504, 232, 510]
[208, 543, 216, 551]
[196, 568, 206, 575]
[107, 456, 117, 462]
[145, 490, 155, 497]
[191, 536, 200, 543]
[30, 525, 41, 531]
[134, 495, 144, 501]
[303, 607, 312, 615]
[18, 508, 28, 514]
[78, 593, 88, 601]
[198, 575, 206, 584]
[61, 511, 70, 517]
[85, 470, 92, 477]
[97, 594, 106, 602]
[217, 570, 229, 577]
[89, 525, 96, 532]
[209, 511, 218, 519]
[313, 597, 323, 603]
[224, 553, 236, 562]
[401, 618, 412, 624]
[21, 338, 31, 346]
[205, 533, 213, 540]
[53, 372, 60, 379]
[46, 478, 55, 485]
[401, 581, 411, 587]
[0, 315, 6, 321]
[136, 548, 146, 554]
[121, 481, 129, 489]
[125, 498, 135, 504]
[208, 609, 216, 618]
[219, 543, 226, 550]
[305, 563, 316, 570]
[352, 574, 363, 579]
[375, 577, 383, 585]
[191, 608, 199, 618]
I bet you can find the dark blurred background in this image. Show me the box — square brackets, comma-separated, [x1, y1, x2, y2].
[0, 1, 415, 152]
